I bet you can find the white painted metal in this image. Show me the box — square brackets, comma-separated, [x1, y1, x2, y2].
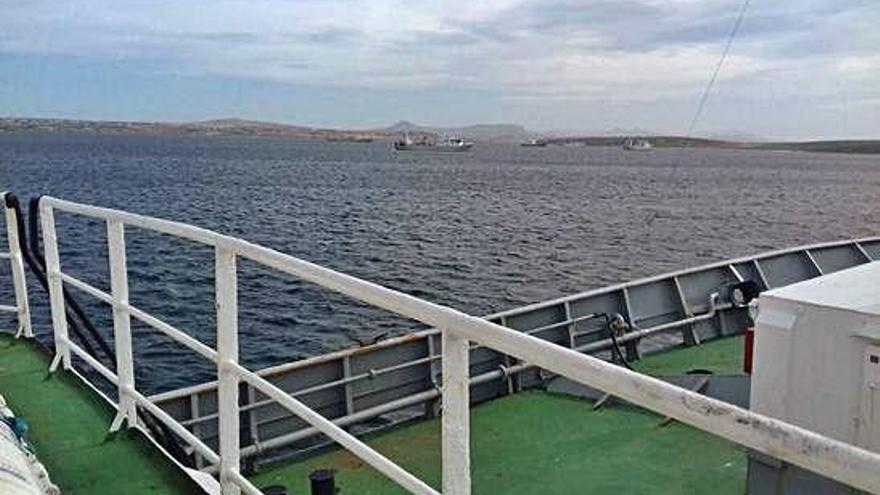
[39, 204, 70, 371]
[60, 271, 218, 360]
[65, 339, 119, 386]
[37, 196, 880, 495]
[863, 345, 880, 452]
[128, 305, 218, 361]
[226, 469, 265, 495]
[442, 330, 470, 495]
[216, 247, 241, 495]
[60, 272, 113, 303]
[752, 259, 770, 288]
[233, 363, 439, 495]
[753, 262, 880, 455]
[855, 242, 874, 261]
[804, 249, 824, 275]
[128, 384, 221, 465]
[3, 194, 32, 338]
[108, 219, 137, 432]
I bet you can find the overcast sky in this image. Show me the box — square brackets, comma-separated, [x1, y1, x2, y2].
[1, 0, 878, 138]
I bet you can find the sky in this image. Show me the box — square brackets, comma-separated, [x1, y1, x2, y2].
[1, 0, 878, 139]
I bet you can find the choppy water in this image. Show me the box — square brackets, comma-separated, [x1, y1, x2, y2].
[1, 133, 879, 393]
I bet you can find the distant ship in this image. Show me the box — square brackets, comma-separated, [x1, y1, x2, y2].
[622, 137, 653, 151]
[520, 139, 547, 147]
[393, 133, 473, 152]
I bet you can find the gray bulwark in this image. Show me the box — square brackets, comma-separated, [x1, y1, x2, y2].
[149, 237, 880, 467]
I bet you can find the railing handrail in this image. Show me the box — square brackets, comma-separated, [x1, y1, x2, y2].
[37, 195, 880, 495]
[1, 192, 32, 338]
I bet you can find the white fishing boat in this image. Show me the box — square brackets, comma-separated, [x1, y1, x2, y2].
[622, 137, 653, 151]
[393, 133, 473, 152]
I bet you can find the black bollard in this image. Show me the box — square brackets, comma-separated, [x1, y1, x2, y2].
[309, 469, 336, 495]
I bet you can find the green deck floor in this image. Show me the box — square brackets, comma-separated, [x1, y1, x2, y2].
[0, 329, 746, 495]
[633, 334, 745, 376]
[250, 337, 748, 495]
[0, 334, 200, 494]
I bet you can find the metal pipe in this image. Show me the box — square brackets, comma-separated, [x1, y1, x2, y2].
[66, 339, 118, 385]
[184, 298, 724, 430]
[58, 271, 219, 362]
[234, 363, 439, 495]
[129, 386, 220, 465]
[152, 313, 598, 405]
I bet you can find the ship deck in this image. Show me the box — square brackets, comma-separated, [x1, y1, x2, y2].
[0, 328, 746, 495]
[249, 336, 747, 495]
[0, 333, 200, 494]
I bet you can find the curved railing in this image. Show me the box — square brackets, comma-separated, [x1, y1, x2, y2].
[31, 195, 880, 495]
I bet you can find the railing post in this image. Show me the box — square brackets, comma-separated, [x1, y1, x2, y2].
[4, 200, 32, 338]
[216, 246, 241, 495]
[107, 219, 137, 431]
[442, 329, 471, 495]
[40, 202, 70, 371]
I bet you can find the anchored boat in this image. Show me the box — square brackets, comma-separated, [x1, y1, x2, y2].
[393, 133, 473, 152]
[622, 137, 653, 151]
[1, 192, 880, 495]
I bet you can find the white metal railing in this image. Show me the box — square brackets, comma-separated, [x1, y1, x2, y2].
[37, 196, 880, 495]
[1, 192, 32, 338]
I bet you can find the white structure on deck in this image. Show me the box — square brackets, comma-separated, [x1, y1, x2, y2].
[751, 261, 880, 494]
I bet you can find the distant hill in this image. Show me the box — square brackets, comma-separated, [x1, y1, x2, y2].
[754, 140, 880, 154]
[544, 135, 737, 148]
[378, 120, 533, 142]
[1, 117, 877, 154]
[0, 117, 390, 142]
[542, 135, 880, 154]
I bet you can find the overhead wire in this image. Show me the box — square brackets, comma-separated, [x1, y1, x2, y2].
[687, 0, 752, 137]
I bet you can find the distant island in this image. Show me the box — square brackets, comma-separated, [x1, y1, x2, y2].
[544, 136, 880, 155]
[1, 117, 877, 154]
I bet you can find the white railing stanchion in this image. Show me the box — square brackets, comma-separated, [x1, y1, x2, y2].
[107, 219, 137, 431]
[442, 330, 471, 495]
[4, 197, 32, 338]
[216, 246, 241, 495]
[40, 201, 70, 371]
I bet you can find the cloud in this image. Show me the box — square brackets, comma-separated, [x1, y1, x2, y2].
[0, 0, 878, 135]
